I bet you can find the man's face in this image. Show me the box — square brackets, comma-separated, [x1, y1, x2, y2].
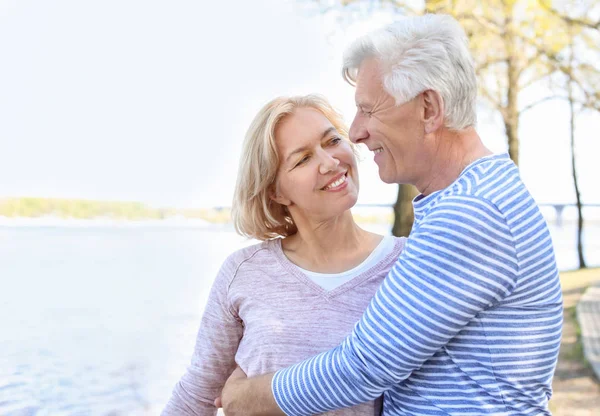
[349, 58, 426, 185]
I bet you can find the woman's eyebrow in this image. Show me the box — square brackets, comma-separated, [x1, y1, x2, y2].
[320, 126, 337, 139]
[285, 127, 338, 163]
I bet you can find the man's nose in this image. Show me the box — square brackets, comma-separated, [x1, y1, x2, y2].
[349, 114, 368, 144]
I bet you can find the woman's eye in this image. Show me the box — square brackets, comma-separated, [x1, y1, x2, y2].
[295, 155, 309, 167]
[330, 137, 342, 145]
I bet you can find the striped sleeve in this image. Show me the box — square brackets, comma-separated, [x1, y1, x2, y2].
[272, 196, 519, 415]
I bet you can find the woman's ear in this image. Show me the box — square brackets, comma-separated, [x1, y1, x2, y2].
[422, 90, 444, 134]
[269, 187, 291, 207]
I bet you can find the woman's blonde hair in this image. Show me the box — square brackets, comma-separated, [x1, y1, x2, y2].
[232, 94, 351, 241]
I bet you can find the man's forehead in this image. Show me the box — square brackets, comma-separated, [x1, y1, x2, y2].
[354, 58, 384, 105]
[356, 57, 381, 82]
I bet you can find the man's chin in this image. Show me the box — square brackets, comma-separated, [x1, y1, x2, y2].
[378, 171, 398, 184]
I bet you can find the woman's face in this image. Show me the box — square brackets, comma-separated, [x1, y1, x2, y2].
[272, 107, 359, 223]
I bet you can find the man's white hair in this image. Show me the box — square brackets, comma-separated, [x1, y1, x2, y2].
[343, 14, 477, 130]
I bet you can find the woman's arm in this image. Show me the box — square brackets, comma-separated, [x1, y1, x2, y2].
[219, 197, 519, 415]
[162, 259, 243, 416]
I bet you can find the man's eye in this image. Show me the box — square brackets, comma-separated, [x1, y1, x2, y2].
[359, 106, 371, 116]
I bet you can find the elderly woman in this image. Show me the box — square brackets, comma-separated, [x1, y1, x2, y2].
[162, 94, 405, 415]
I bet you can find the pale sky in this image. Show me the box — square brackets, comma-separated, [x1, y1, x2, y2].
[0, 0, 598, 208]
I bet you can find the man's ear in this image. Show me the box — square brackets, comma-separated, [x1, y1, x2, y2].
[422, 90, 444, 134]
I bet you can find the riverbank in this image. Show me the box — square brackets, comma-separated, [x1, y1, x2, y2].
[0, 215, 215, 228]
[551, 268, 600, 415]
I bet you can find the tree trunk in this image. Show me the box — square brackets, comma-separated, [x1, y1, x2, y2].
[568, 54, 586, 268]
[392, 184, 419, 237]
[503, 2, 520, 166]
[504, 116, 519, 165]
[504, 68, 520, 165]
[570, 117, 586, 269]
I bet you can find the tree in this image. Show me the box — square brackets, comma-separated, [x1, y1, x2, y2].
[307, 0, 588, 237]
[567, 68, 587, 268]
[539, 1, 600, 268]
[392, 182, 418, 237]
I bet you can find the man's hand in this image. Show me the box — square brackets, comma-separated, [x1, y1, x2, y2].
[215, 367, 285, 415]
[214, 367, 247, 409]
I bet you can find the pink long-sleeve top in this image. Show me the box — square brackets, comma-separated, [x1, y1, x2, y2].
[162, 236, 406, 415]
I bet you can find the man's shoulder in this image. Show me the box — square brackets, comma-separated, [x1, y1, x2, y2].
[439, 156, 527, 212]
[423, 155, 543, 241]
[424, 192, 510, 234]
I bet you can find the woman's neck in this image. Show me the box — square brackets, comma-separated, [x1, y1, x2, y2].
[282, 210, 382, 273]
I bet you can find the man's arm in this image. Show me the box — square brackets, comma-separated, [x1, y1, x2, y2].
[221, 196, 518, 416]
[218, 369, 283, 415]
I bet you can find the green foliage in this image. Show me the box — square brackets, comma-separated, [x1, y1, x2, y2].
[312, 0, 600, 164]
[0, 197, 232, 223]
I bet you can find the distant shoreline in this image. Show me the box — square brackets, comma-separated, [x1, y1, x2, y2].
[0, 215, 228, 228]
[2, 198, 599, 227]
[0, 197, 233, 224]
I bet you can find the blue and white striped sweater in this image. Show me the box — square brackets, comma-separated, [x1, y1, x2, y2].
[273, 153, 562, 415]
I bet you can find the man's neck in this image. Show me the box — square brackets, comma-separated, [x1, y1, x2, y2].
[417, 127, 492, 196]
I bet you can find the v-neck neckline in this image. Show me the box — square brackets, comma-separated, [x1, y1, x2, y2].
[269, 237, 403, 299]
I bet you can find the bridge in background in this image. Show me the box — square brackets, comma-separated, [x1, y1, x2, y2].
[539, 204, 600, 226]
[355, 203, 600, 226]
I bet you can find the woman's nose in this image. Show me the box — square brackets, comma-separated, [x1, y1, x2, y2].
[319, 152, 340, 174]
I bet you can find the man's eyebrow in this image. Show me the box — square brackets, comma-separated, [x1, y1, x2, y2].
[284, 127, 338, 163]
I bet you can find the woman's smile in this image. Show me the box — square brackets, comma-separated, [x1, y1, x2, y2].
[321, 172, 348, 191]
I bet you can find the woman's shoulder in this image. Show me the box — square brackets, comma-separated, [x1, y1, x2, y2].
[390, 235, 408, 251]
[222, 240, 273, 265]
[375, 234, 407, 255]
[376, 235, 407, 267]
[218, 239, 280, 281]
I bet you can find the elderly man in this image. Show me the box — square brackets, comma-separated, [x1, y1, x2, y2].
[218, 14, 562, 415]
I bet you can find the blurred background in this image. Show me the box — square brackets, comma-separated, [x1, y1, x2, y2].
[1, 0, 599, 415]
